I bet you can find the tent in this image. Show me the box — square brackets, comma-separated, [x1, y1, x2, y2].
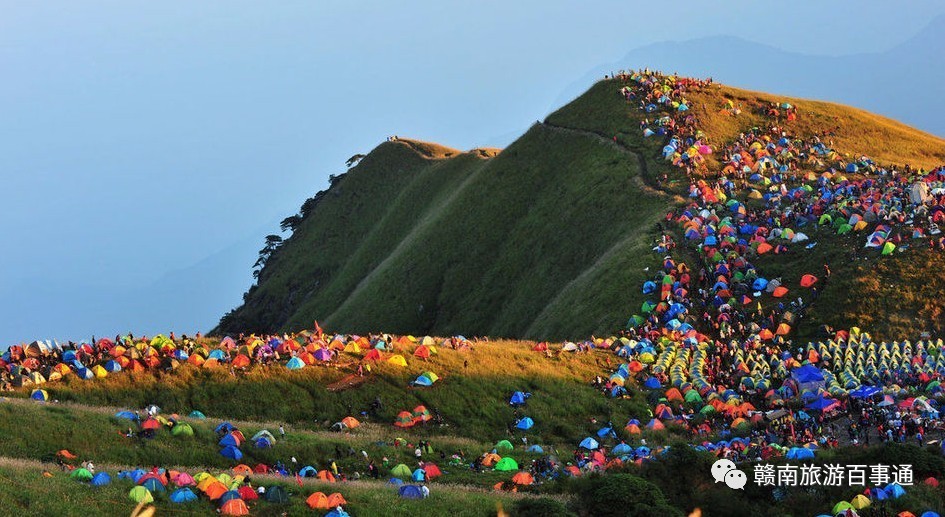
[265, 486, 289, 503]
[172, 423, 194, 437]
[516, 417, 534, 430]
[170, 487, 198, 503]
[509, 391, 529, 406]
[307, 492, 330, 510]
[90, 472, 111, 486]
[579, 437, 599, 450]
[70, 468, 93, 482]
[128, 486, 154, 504]
[391, 464, 413, 479]
[399, 485, 425, 499]
[495, 440, 514, 453]
[220, 446, 243, 460]
[495, 457, 519, 471]
[786, 447, 815, 460]
[851, 494, 871, 510]
[387, 355, 408, 367]
[221, 499, 250, 516]
[30, 389, 48, 401]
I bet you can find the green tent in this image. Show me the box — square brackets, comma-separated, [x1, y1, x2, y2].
[391, 464, 413, 479]
[70, 468, 93, 481]
[495, 457, 519, 472]
[832, 501, 854, 515]
[172, 423, 194, 437]
[495, 440, 514, 453]
[882, 242, 896, 255]
[265, 485, 289, 503]
[684, 390, 703, 403]
[189, 410, 206, 419]
[129, 486, 154, 504]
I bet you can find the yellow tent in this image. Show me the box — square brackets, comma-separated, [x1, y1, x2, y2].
[92, 365, 108, 378]
[387, 355, 408, 367]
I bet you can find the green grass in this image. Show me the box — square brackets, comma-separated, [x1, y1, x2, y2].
[219, 76, 945, 342]
[0, 457, 536, 517]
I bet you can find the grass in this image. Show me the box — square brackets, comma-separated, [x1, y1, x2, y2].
[20, 340, 650, 446]
[0, 456, 537, 516]
[220, 75, 945, 342]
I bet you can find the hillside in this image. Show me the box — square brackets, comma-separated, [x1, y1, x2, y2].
[217, 77, 945, 342]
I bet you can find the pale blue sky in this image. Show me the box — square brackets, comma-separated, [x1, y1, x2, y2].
[3, 1, 944, 344]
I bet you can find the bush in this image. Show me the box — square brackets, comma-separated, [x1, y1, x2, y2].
[513, 497, 575, 517]
[572, 474, 683, 517]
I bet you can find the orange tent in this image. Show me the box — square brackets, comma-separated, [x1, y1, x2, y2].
[232, 354, 251, 368]
[414, 345, 431, 359]
[482, 453, 501, 467]
[316, 470, 336, 483]
[232, 464, 252, 476]
[204, 481, 228, 500]
[220, 499, 250, 516]
[665, 388, 683, 402]
[306, 492, 330, 509]
[772, 286, 789, 298]
[800, 274, 818, 288]
[776, 323, 791, 336]
[625, 424, 642, 435]
[57, 450, 77, 460]
[759, 329, 774, 340]
[326, 493, 347, 507]
[341, 416, 360, 429]
[423, 464, 442, 479]
[757, 242, 773, 254]
[512, 472, 534, 485]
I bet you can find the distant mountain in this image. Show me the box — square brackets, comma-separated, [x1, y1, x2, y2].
[556, 15, 945, 138]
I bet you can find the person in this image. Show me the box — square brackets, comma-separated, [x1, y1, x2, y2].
[415, 446, 422, 459]
[87, 461, 95, 474]
[421, 485, 430, 498]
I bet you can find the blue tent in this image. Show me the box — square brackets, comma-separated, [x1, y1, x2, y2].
[412, 375, 433, 387]
[921, 512, 940, 517]
[399, 485, 425, 499]
[189, 410, 206, 419]
[298, 466, 317, 477]
[516, 417, 534, 430]
[786, 447, 815, 460]
[642, 281, 657, 294]
[388, 478, 404, 486]
[104, 360, 122, 372]
[218, 490, 241, 505]
[170, 487, 198, 503]
[220, 446, 243, 461]
[326, 508, 350, 517]
[793, 365, 825, 383]
[115, 411, 139, 421]
[644, 377, 661, 389]
[805, 396, 838, 412]
[752, 278, 768, 291]
[526, 445, 544, 454]
[612, 443, 633, 455]
[579, 437, 599, 450]
[412, 468, 426, 482]
[286, 357, 305, 369]
[141, 478, 165, 492]
[509, 391, 528, 405]
[885, 483, 907, 499]
[215, 422, 234, 434]
[850, 386, 881, 399]
[869, 487, 889, 501]
[255, 437, 272, 448]
[219, 433, 240, 447]
[207, 349, 227, 361]
[91, 472, 111, 486]
[119, 469, 146, 483]
[597, 426, 616, 439]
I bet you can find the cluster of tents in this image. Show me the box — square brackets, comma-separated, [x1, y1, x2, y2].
[2, 332, 468, 389]
[69, 464, 342, 516]
[393, 405, 432, 428]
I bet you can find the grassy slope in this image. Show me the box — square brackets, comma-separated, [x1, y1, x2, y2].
[26, 341, 650, 445]
[223, 78, 945, 341]
[0, 457, 529, 517]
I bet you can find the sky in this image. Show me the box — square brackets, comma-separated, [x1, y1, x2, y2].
[2, 0, 944, 345]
